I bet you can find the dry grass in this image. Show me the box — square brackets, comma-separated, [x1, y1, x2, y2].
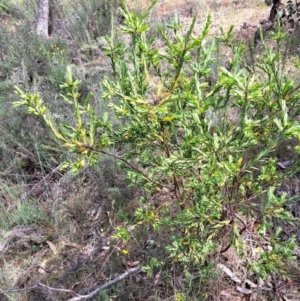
[126, 0, 270, 34]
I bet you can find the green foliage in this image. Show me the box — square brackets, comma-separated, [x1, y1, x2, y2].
[112, 226, 130, 242]
[141, 256, 163, 277]
[0, 1, 11, 14]
[14, 0, 300, 283]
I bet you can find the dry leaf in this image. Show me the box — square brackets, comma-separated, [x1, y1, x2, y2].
[98, 246, 110, 258]
[38, 267, 46, 274]
[46, 240, 57, 255]
[220, 290, 232, 298]
[244, 279, 257, 288]
[38, 260, 47, 274]
[219, 264, 241, 283]
[128, 260, 140, 267]
[154, 273, 161, 286]
[107, 211, 114, 226]
[63, 241, 83, 249]
[70, 282, 80, 290]
[135, 273, 142, 282]
[236, 285, 252, 294]
[93, 206, 102, 221]
[285, 278, 292, 288]
[276, 160, 292, 169]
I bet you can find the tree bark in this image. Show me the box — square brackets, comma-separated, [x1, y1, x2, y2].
[36, 0, 49, 36]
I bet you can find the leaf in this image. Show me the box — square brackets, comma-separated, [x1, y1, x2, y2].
[38, 267, 46, 274]
[46, 241, 57, 255]
[218, 264, 242, 283]
[134, 98, 148, 104]
[163, 116, 175, 122]
[154, 273, 161, 286]
[185, 16, 197, 46]
[236, 286, 252, 295]
[38, 259, 48, 274]
[127, 260, 140, 267]
[276, 160, 292, 169]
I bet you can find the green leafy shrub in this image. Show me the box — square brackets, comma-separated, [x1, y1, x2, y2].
[14, 0, 300, 286]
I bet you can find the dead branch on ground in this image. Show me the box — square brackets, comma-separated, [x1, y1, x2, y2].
[0, 267, 141, 301]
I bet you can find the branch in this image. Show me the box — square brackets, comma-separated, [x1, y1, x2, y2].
[83, 145, 172, 190]
[20, 266, 141, 301]
[67, 266, 141, 301]
[21, 166, 61, 200]
[37, 282, 77, 294]
[1, 267, 141, 301]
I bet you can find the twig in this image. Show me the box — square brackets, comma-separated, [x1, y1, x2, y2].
[1, 267, 141, 300]
[21, 166, 61, 200]
[83, 144, 172, 190]
[37, 282, 77, 294]
[67, 266, 141, 301]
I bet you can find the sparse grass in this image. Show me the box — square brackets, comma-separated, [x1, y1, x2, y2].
[10, 200, 48, 227]
[0, 182, 49, 230]
[0, 261, 25, 301]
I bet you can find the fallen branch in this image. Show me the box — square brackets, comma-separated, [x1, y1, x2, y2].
[1, 267, 141, 300]
[67, 266, 141, 301]
[37, 282, 77, 294]
[24, 267, 141, 301]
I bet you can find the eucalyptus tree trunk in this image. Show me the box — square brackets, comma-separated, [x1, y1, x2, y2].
[36, 0, 49, 36]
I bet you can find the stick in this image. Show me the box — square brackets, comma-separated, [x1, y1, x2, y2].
[67, 266, 141, 301]
[37, 282, 77, 294]
[1, 266, 140, 300]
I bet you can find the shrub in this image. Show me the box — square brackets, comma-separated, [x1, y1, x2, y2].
[14, 0, 300, 286]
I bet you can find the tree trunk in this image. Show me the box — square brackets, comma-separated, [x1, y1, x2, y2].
[36, 0, 49, 37]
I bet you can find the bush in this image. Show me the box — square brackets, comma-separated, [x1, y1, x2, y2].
[14, 0, 300, 287]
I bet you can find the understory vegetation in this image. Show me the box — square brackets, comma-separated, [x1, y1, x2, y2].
[1, 0, 300, 300]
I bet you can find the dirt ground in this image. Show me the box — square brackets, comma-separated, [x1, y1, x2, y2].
[127, 0, 270, 35]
